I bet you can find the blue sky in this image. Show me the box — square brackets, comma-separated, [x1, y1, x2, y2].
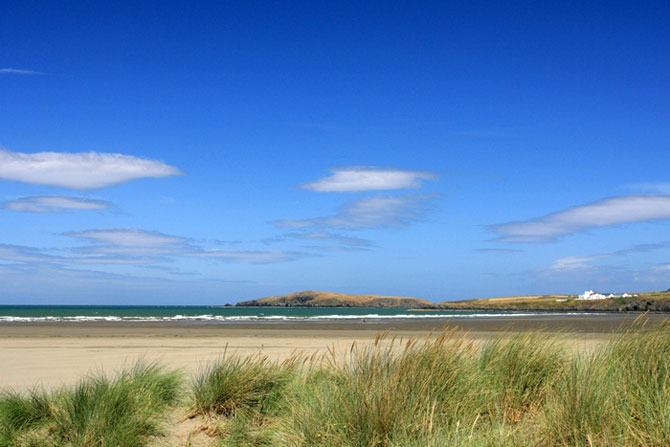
[1, 1, 670, 304]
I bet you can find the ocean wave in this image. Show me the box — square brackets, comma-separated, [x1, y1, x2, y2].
[0, 312, 600, 323]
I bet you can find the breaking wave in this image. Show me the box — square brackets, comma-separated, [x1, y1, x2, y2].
[0, 312, 598, 323]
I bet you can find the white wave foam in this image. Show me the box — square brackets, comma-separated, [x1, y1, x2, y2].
[0, 312, 600, 323]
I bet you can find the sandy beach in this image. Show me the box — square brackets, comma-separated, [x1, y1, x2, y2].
[1, 313, 665, 391]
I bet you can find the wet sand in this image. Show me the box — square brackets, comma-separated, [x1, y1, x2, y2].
[1, 313, 666, 390]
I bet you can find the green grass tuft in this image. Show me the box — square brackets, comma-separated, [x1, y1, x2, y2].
[191, 354, 296, 417]
[5, 321, 670, 446]
[0, 361, 181, 447]
[478, 332, 567, 419]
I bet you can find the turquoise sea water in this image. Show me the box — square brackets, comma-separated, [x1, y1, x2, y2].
[0, 306, 592, 323]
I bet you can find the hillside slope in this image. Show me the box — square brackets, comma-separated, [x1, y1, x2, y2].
[440, 291, 670, 312]
[236, 291, 438, 309]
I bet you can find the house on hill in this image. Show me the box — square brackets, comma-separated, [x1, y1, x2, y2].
[578, 290, 608, 300]
[577, 290, 636, 300]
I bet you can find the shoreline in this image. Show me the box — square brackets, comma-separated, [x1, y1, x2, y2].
[2, 314, 667, 391]
[0, 312, 665, 334]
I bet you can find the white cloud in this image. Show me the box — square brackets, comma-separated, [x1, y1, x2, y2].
[550, 256, 604, 271]
[490, 195, 670, 242]
[273, 194, 436, 230]
[263, 231, 373, 248]
[62, 228, 193, 260]
[195, 249, 311, 264]
[630, 182, 670, 194]
[549, 241, 670, 272]
[63, 228, 310, 264]
[302, 167, 437, 192]
[64, 228, 187, 248]
[0, 228, 315, 267]
[0, 244, 60, 263]
[0, 243, 147, 265]
[3, 196, 111, 213]
[0, 149, 182, 189]
[297, 232, 372, 246]
[476, 248, 522, 254]
[0, 68, 41, 75]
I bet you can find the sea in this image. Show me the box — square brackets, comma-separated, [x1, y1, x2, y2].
[0, 305, 593, 323]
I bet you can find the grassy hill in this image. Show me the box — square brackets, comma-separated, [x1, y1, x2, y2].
[236, 290, 670, 312]
[236, 290, 437, 309]
[440, 290, 670, 312]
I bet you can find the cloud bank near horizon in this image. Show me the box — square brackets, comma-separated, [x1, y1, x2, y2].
[0, 228, 315, 268]
[490, 195, 670, 242]
[302, 167, 437, 192]
[0, 149, 182, 189]
[66, 228, 313, 264]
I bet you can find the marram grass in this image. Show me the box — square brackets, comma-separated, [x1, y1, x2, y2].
[0, 362, 181, 447]
[191, 352, 299, 418]
[3, 319, 670, 447]
[192, 321, 670, 447]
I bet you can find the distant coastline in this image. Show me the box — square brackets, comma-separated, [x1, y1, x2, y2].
[236, 290, 670, 312]
[235, 290, 437, 309]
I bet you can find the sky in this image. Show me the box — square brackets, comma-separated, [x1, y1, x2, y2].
[1, 1, 670, 304]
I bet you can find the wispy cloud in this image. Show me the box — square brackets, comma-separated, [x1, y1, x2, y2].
[489, 195, 670, 242]
[62, 228, 310, 264]
[214, 240, 243, 246]
[549, 241, 670, 272]
[0, 262, 258, 304]
[0, 68, 41, 75]
[612, 242, 670, 257]
[297, 245, 369, 253]
[3, 196, 111, 213]
[0, 243, 148, 265]
[534, 261, 670, 292]
[272, 194, 437, 230]
[194, 249, 313, 263]
[476, 248, 522, 254]
[64, 228, 190, 260]
[0, 228, 313, 267]
[302, 167, 437, 192]
[550, 255, 605, 271]
[650, 264, 670, 273]
[628, 182, 670, 194]
[0, 149, 182, 189]
[263, 231, 373, 248]
[0, 244, 61, 264]
[65, 228, 187, 248]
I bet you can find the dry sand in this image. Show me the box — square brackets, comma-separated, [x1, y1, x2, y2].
[1, 314, 665, 391]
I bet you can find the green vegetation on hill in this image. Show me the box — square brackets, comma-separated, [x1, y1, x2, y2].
[4, 321, 670, 446]
[441, 290, 670, 312]
[236, 289, 670, 312]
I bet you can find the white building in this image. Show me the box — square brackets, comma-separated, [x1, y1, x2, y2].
[578, 290, 608, 300]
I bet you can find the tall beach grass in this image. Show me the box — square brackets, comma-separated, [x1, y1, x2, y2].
[190, 320, 670, 447]
[2, 319, 670, 446]
[0, 362, 181, 447]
